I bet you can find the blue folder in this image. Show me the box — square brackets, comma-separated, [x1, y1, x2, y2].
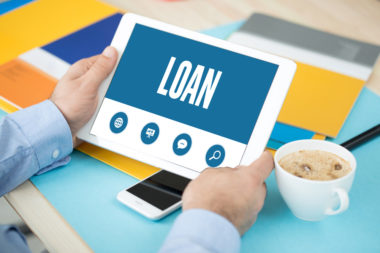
[42, 13, 123, 64]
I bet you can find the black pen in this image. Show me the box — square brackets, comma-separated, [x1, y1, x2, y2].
[341, 124, 380, 150]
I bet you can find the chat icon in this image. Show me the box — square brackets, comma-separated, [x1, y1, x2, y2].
[177, 139, 188, 149]
[173, 133, 192, 156]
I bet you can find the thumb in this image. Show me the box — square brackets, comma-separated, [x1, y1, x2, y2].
[240, 151, 274, 182]
[83, 46, 118, 91]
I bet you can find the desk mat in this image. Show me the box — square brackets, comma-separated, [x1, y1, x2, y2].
[26, 87, 380, 252]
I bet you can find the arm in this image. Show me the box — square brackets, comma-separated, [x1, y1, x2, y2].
[160, 152, 274, 253]
[159, 209, 240, 253]
[0, 47, 117, 197]
[0, 100, 72, 197]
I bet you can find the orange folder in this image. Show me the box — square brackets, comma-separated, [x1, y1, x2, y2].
[0, 58, 57, 108]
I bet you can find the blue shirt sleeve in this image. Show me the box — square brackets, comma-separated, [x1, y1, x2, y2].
[0, 225, 31, 253]
[0, 100, 73, 197]
[159, 209, 241, 253]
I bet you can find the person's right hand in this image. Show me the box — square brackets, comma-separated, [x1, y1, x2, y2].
[182, 151, 274, 235]
[50, 46, 118, 147]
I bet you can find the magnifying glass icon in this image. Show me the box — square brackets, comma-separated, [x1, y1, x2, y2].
[208, 150, 221, 161]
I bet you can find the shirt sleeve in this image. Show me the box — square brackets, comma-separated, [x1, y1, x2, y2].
[0, 100, 73, 197]
[0, 225, 31, 253]
[159, 209, 241, 253]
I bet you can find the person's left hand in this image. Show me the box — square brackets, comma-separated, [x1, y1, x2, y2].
[50, 46, 118, 146]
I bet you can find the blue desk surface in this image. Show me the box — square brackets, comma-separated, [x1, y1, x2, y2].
[4, 23, 380, 252]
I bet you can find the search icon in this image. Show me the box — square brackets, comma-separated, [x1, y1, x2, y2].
[206, 145, 225, 167]
[208, 150, 221, 160]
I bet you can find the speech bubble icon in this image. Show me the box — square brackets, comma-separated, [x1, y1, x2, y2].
[177, 139, 188, 149]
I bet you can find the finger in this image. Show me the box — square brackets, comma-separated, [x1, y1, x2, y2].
[255, 183, 267, 213]
[240, 151, 274, 182]
[82, 46, 118, 91]
[65, 55, 99, 80]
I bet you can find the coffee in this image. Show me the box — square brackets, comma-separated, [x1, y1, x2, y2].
[279, 150, 352, 181]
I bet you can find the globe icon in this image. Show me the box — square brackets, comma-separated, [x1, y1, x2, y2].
[110, 112, 128, 134]
[114, 117, 124, 128]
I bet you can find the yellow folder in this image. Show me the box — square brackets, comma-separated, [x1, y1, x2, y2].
[278, 62, 364, 137]
[0, 0, 119, 65]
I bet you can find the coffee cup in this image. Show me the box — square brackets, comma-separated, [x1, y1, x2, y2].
[274, 139, 356, 221]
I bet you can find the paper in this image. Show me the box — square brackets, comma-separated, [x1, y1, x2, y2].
[270, 122, 314, 143]
[0, 96, 19, 113]
[267, 139, 283, 150]
[267, 133, 326, 150]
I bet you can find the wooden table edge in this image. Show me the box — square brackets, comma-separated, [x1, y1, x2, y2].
[5, 180, 92, 253]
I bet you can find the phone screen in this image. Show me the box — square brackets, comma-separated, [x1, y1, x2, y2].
[127, 170, 191, 210]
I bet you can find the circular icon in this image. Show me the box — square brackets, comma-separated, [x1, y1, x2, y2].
[141, 122, 159, 144]
[206, 145, 225, 167]
[173, 133, 192, 156]
[110, 112, 128, 134]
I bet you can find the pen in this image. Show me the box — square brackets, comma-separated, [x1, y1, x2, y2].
[341, 124, 380, 150]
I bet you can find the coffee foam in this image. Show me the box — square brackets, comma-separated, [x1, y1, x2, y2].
[279, 150, 352, 181]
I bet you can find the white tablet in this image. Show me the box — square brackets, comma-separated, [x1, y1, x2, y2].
[77, 13, 296, 179]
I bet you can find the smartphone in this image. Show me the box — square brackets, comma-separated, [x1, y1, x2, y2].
[117, 170, 191, 219]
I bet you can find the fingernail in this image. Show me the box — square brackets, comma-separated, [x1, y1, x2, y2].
[102, 46, 116, 58]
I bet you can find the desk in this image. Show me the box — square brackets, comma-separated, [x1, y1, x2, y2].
[4, 0, 380, 252]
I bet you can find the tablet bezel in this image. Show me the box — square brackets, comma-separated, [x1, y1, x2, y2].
[77, 13, 296, 179]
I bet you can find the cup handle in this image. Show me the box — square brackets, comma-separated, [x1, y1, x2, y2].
[325, 188, 349, 216]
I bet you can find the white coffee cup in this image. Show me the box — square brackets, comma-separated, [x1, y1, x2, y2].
[274, 139, 356, 221]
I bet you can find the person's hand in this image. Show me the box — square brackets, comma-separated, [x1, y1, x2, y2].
[182, 151, 274, 235]
[50, 46, 118, 147]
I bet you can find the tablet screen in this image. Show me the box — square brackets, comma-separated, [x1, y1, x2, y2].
[90, 23, 278, 172]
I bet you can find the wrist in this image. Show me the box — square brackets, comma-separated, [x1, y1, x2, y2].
[160, 209, 240, 253]
[50, 99, 76, 145]
[184, 205, 242, 235]
[8, 100, 73, 168]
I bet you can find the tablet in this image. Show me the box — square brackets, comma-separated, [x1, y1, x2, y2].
[77, 13, 296, 179]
